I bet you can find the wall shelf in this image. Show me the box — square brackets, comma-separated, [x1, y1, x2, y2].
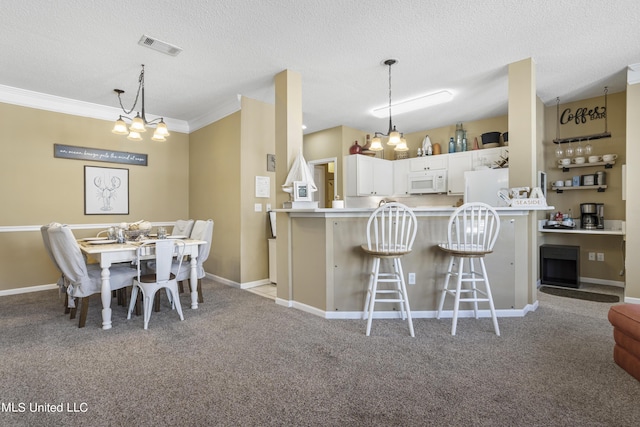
[552, 132, 611, 144]
[551, 185, 607, 193]
[558, 161, 615, 171]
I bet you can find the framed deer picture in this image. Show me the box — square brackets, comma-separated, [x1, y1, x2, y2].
[84, 166, 129, 215]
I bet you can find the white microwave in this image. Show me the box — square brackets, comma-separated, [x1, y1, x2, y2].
[407, 170, 447, 194]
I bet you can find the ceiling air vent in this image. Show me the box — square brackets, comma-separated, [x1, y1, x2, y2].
[138, 35, 182, 56]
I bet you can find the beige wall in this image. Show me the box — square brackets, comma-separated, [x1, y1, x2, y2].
[189, 111, 242, 283]
[239, 97, 276, 283]
[188, 97, 276, 285]
[625, 81, 640, 300]
[304, 126, 345, 199]
[541, 91, 626, 284]
[401, 116, 509, 157]
[0, 94, 275, 291]
[0, 102, 189, 290]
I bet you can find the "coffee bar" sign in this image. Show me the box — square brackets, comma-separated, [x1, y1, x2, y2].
[560, 104, 606, 126]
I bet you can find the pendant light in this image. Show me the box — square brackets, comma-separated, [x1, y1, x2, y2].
[111, 65, 170, 142]
[371, 59, 403, 150]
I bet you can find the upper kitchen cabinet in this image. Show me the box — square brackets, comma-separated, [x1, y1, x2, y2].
[345, 155, 393, 197]
[447, 151, 473, 195]
[409, 155, 448, 172]
[393, 158, 411, 196]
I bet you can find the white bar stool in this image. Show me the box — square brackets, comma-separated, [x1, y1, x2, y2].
[436, 202, 501, 336]
[361, 203, 417, 337]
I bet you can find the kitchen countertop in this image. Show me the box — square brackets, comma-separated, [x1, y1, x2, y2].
[276, 205, 554, 216]
[537, 220, 625, 235]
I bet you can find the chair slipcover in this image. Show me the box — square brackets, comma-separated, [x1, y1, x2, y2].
[172, 219, 194, 237]
[173, 219, 214, 282]
[47, 225, 136, 298]
[41, 223, 66, 289]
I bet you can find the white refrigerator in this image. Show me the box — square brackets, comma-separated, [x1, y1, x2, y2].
[464, 168, 509, 207]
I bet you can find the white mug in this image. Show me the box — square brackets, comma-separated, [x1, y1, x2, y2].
[588, 155, 601, 163]
[602, 154, 617, 162]
[573, 157, 585, 164]
[557, 158, 571, 166]
[554, 180, 564, 187]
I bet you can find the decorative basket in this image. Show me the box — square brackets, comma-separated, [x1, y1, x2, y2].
[124, 229, 151, 241]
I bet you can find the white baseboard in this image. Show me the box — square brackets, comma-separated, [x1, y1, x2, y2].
[278, 300, 540, 320]
[0, 283, 58, 296]
[205, 273, 270, 289]
[275, 297, 293, 308]
[580, 276, 625, 288]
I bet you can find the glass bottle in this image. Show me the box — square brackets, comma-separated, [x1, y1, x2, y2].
[455, 123, 464, 152]
[448, 137, 455, 153]
[462, 130, 468, 152]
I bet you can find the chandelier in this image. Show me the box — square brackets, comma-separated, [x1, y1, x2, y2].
[111, 65, 170, 142]
[369, 59, 408, 152]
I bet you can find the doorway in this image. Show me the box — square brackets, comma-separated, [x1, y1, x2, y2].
[309, 157, 338, 208]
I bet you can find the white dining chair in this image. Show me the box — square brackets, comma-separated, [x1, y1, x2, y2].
[176, 219, 214, 303]
[360, 203, 417, 337]
[41, 223, 72, 312]
[172, 219, 194, 237]
[47, 224, 137, 328]
[128, 239, 186, 329]
[436, 202, 501, 336]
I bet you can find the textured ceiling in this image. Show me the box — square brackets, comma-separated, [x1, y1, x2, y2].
[1, 0, 640, 135]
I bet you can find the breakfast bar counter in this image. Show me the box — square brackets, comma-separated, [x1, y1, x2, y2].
[274, 206, 546, 319]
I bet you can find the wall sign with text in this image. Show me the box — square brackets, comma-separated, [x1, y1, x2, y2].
[560, 104, 606, 126]
[54, 144, 148, 166]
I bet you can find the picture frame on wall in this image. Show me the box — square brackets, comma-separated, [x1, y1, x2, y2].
[84, 166, 129, 215]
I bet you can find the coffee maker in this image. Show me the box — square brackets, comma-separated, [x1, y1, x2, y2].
[580, 203, 598, 230]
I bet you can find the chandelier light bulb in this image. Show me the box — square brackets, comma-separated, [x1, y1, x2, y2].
[388, 129, 401, 145]
[129, 114, 146, 133]
[394, 137, 409, 151]
[155, 119, 170, 137]
[127, 131, 143, 141]
[369, 136, 384, 151]
[152, 131, 166, 142]
[112, 116, 128, 135]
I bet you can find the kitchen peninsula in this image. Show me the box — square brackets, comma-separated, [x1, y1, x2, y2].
[275, 206, 549, 320]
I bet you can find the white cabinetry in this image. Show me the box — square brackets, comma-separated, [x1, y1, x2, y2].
[346, 155, 393, 197]
[393, 158, 412, 196]
[409, 155, 448, 172]
[447, 152, 473, 195]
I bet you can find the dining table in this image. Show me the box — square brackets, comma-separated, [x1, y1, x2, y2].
[79, 237, 206, 330]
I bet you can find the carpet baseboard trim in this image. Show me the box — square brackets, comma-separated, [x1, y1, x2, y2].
[0, 283, 58, 296]
[580, 276, 625, 288]
[278, 299, 539, 320]
[205, 273, 271, 290]
[624, 295, 640, 304]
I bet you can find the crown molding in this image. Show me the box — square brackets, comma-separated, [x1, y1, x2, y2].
[628, 63, 640, 86]
[0, 84, 190, 134]
[188, 94, 242, 132]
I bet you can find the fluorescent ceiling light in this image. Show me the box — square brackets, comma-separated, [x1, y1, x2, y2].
[372, 90, 454, 118]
